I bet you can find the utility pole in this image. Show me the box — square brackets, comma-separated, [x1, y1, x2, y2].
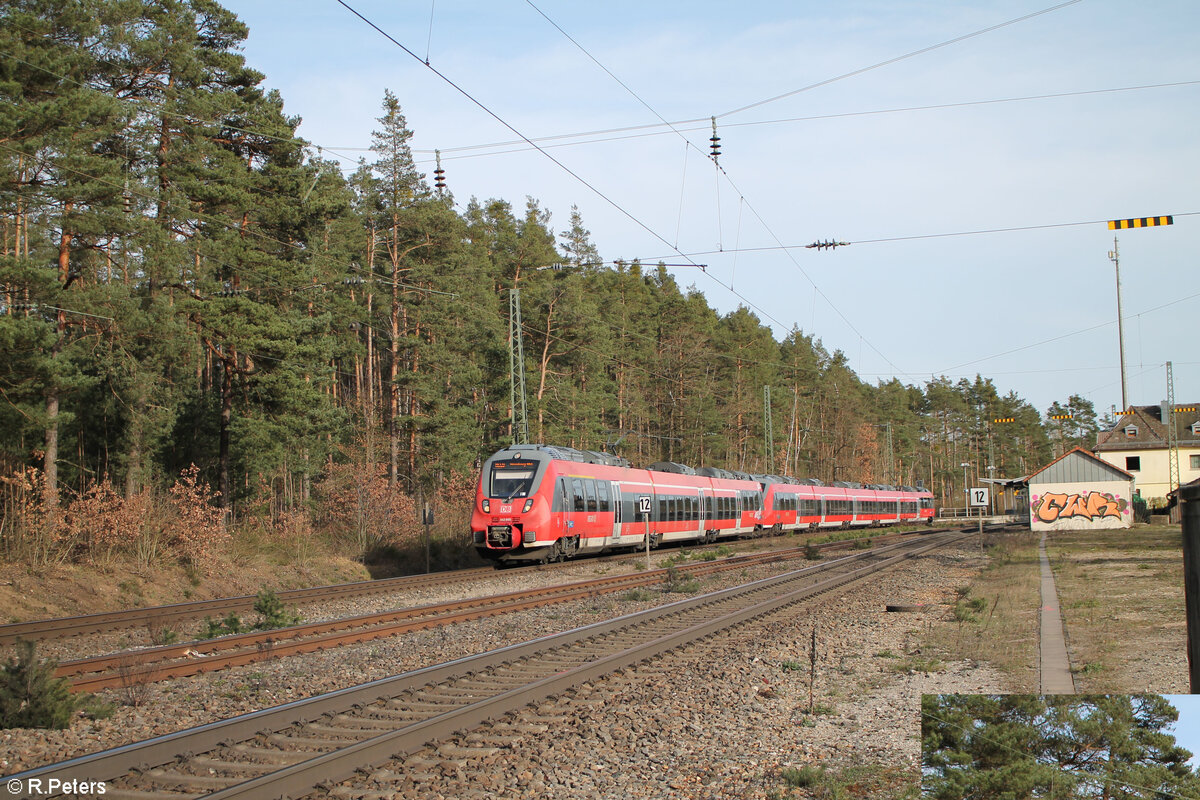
[1108, 237, 1128, 412]
[1168, 361, 1181, 494]
[509, 289, 529, 444]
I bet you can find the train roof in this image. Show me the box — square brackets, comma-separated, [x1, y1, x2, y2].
[695, 466, 755, 481]
[647, 461, 697, 476]
[495, 444, 629, 468]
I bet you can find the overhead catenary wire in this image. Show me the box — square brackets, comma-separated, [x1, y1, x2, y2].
[333, 0, 792, 334]
[11, 8, 1194, 406]
[717, 0, 1085, 118]
[10, 146, 1195, 409]
[643, 210, 1200, 261]
[519, 0, 920, 379]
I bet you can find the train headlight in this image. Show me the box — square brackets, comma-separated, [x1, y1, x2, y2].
[482, 498, 490, 513]
[523, 498, 534, 513]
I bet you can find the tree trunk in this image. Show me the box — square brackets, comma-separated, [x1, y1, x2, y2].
[219, 353, 233, 509]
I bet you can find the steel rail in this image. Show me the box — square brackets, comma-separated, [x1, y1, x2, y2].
[55, 542, 814, 690]
[0, 568, 497, 646]
[0, 525, 935, 647]
[4, 531, 965, 798]
[56, 530, 929, 691]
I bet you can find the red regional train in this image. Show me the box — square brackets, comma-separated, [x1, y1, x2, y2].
[471, 444, 934, 564]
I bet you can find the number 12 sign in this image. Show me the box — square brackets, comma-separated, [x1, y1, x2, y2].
[969, 488, 990, 508]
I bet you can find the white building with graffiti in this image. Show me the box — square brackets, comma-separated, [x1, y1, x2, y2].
[1027, 447, 1134, 532]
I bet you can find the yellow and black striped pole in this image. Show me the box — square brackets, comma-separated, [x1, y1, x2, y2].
[1108, 215, 1173, 230]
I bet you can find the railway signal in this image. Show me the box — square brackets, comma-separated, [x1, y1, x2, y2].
[1049, 413, 1073, 420]
[993, 417, 1015, 424]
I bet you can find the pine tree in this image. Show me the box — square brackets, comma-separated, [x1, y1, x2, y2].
[368, 89, 427, 487]
[923, 694, 1200, 800]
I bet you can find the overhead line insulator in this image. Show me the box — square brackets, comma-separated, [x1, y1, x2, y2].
[709, 116, 720, 163]
[805, 239, 849, 251]
[434, 149, 446, 192]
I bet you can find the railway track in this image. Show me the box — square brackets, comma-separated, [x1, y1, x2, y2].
[5, 529, 966, 800]
[53, 532, 914, 691]
[0, 568, 498, 647]
[0, 526, 941, 649]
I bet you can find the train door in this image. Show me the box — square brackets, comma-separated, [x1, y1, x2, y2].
[697, 489, 706, 539]
[611, 483, 623, 544]
[553, 478, 569, 540]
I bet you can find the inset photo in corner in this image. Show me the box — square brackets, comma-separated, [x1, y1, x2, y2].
[921, 694, 1200, 799]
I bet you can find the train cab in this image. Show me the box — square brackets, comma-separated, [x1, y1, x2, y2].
[471, 444, 627, 563]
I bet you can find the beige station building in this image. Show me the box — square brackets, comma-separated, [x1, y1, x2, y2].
[1092, 402, 1200, 505]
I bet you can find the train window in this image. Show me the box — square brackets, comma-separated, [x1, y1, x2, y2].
[572, 478, 585, 512]
[659, 498, 668, 521]
[552, 478, 567, 512]
[598, 481, 610, 512]
[490, 463, 536, 498]
[584, 480, 597, 513]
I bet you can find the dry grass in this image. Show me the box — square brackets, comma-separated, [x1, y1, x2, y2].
[922, 524, 1188, 695]
[1045, 524, 1187, 693]
[923, 531, 1042, 693]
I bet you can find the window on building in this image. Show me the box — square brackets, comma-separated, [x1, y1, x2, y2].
[1192, 422, 1200, 436]
[1191, 454, 1200, 470]
[1124, 426, 1138, 438]
[1126, 456, 1141, 472]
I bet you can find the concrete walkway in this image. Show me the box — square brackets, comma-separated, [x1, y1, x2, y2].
[1038, 533, 1076, 694]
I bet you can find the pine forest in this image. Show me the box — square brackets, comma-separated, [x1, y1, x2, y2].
[0, 0, 1104, 570]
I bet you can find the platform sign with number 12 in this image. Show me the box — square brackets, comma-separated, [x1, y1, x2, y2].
[969, 487, 990, 508]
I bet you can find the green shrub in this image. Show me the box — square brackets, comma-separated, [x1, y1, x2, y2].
[0, 641, 103, 729]
[199, 612, 245, 639]
[252, 589, 301, 630]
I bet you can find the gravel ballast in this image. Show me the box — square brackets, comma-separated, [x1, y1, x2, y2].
[2, 538, 997, 797]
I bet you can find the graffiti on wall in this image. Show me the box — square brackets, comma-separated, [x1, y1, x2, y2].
[1031, 491, 1127, 524]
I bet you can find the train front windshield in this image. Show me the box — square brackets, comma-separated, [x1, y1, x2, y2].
[489, 461, 537, 499]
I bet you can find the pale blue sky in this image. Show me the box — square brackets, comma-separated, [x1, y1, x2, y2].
[1169, 695, 1200, 770]
[223, 1, 1199, 422]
